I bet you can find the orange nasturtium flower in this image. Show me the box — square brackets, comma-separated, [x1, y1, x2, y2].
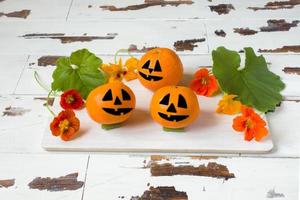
[60, 89, 84, 110]
[232, 106, 268, 141]
[50, 109, 80, 141]
[189, 68, 219, 97]
[101, 57, 139, 82]
[216, 94, 242, 115]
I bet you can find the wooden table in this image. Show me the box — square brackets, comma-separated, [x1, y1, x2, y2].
[0, 0, 299, 199]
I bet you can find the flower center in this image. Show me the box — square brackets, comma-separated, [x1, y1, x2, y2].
[58, 119, 70, 133]
[246, 119, 253, 129]
[66, 95, 74, 104]
[201, 77, 209, 85]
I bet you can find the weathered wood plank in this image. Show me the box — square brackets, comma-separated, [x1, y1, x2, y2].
[68, 0, 300, 21]
[0, 0, 72, 21]
[14, 54, 300, 98]
[0, 154, 88, 200]
[83, 155, 299, 200]
[0, 55, 28, 94]
[0, 21, 207, 55]
[206, 19, 300, 54]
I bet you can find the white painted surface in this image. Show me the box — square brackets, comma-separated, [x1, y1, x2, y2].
[0, 154, 88, 200]
[68, 0, 300, 21]
[0, 21, 207, 55]
[0, 0, 299, 198]
[0, 55, 28, 94]
[0, 0, 72, 21]
[83, 155, 299, 200]
[206, 19, 300, 53]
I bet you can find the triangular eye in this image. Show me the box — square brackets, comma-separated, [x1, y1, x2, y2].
[102, 89, 113, 101]
[178, 94, 187, 108]
[159, 94, 170, 105]
[154, 60, 162, 72]
[121, 89, 131, 100]
[142, 60, 150, 69]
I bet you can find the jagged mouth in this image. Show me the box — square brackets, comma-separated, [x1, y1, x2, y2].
[102, 108, 133, 116]
[139, 72, 163, 81]
[158, 112, 189, 122]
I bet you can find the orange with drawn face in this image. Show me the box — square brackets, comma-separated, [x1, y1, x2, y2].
[137, 48, 183, 91]
[86, 81, 135, 125]
[150, 86, 199, 129]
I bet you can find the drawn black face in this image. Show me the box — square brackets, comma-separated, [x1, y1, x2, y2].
[138, 60, 163, 81]
[101, 88, 133, 116]
[158, 93, 189, 122]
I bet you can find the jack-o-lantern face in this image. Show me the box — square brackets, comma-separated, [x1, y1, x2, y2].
[86, 81, 135, 125]
[137, 48, 183, 91]
[150, 86, 199, 129]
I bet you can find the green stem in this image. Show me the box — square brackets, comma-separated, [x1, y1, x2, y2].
[46, 90, 56, 117]
[114, 49, 134, 64]
[34, 71, 60, 97]
[102, 123, 122, 130]
[163, 127, 185, 132]
[34, 71, 51, 92]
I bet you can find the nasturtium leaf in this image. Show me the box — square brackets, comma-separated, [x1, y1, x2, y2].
[51, 49, 107, 99]
[212, 47, 285, 112]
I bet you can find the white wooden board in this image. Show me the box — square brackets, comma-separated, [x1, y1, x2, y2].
[68, 0, 300, 21]
[42, 79, 273, 153]
[0, 154, 88, 200]
[206, 18, 300, 53]
[0, 21, 207, 55]
[0, 0, 72, 21]
[83, 155, 299, 200]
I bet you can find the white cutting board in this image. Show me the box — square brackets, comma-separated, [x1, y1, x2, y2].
[42, 79, 273, 153]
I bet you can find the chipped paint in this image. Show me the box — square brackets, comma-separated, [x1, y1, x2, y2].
[151, 162, 235, 180]
[259, 45, 300, 53]
[150, 155, 170, 161]
[128, 44, 157, 53]
[267, 189, 285, 198]
[100, 0, 194, 11]
[34, 97, 55, 106]
[131, 186, 188, 200]
[260, 19, 299, 32]
[248, 0, 300, 11]
[190, 156, 219, 160]
[209, 4, 235, 15]
[215, 29, 226, 37]
[173, 38, 205, 51]
[2, 106, 30, 117]
[0, 10, 30, 19]
[21, 33, 117, 44]
[282, 67, 300, 75]
[234, 28, 258, 35]
[28, 173, 84, 192]
[37, 56, 61, 66]
[0, 179, 15, 188]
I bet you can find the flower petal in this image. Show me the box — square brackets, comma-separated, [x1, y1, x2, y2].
[232, 116, 247, 132]
[60, 127, 77, 141]
[125, 57, 139, 71]
[244, 128, 254, 141]
[124, 71, 137, 81]
[194, 68, 209, 79]
[253, 126, 268, 141]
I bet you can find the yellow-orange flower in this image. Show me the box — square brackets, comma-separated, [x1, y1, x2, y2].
[232, 106, 268, 141]
[216, 94, 242, 115]
[101, 57, 138, 82]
